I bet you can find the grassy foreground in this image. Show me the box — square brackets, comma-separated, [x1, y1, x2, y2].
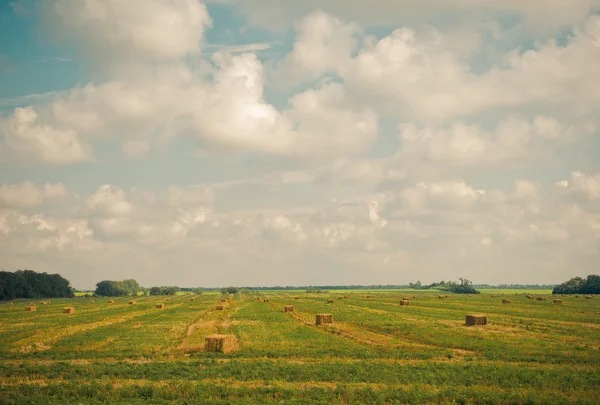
[0, 291, 599, 404]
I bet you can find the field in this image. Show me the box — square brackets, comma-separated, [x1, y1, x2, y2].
[0, 291, 599, 404]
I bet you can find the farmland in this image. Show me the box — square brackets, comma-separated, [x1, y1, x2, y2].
[0, 291, 599, 404]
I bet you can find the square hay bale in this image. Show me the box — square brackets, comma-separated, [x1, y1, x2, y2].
[327, 299, 334, 304]
[294, 297, 300, 300]
[190, 298, 195, 301]
[89, 299, 94, 303]
[62, 307, 75, 314]
[165, 298, 170, 301]
[108, 300, 115, 303]
[338, 296, 343, 299]
[537, 297, 546, 301]
[25, 305, 36, 312]
[284, 305, 294, 313]
[220, 299, 227, 303]
[438, 295, 445, 299]
[255, 297, 260, 301]
[526, 295, 533, 299]
[40, 301, 46, 305]
[215, 305, 224, 310]
[344, 295, 349, 299]
[204, 334, 238, 354]
[156, 303, 165, 309]
[502, 299, 511, 304]
[263, 299, 270, 303]
[400, 300, 410, 306]
[465, 314, 487, 326]
[553, 299, 562, 304]
[585, 296, 593, 299]
[128, 300, 136, 305]
[315, 314, 333, 326]
[412, 296, 418, 299]
[575, 295, 579, 298]
[366, 295, 375, 298]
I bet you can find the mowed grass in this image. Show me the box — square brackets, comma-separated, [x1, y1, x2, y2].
[0, 292, 599, 404]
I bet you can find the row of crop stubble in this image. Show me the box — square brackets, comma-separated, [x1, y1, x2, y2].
[0, 291, 599, 404]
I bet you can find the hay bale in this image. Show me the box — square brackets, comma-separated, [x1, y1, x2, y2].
[89, 299, 94, 303]
[255, 297, 260, 301]
[553, 299, 562, 304]
[537, 297, 546, 301]
[215, 305, 224, 310]
[40, 301, 46, 305]
[502, 299, 511, 304]
[190, 298, 195, 301]
[62, 307, 75, 314]
[284, 305, 294, 313]
[366, 295, 375, 298]
[465, 314, 487, 326]
[327, 299, 334, 304]
[585, 296, 593, 299]
[108, 300, 115, 303]
[400, 300, 410, 306]
[575, 295, 579, 298]
[128, 300, 136, 305]
[165, 298, 170, 301]
[315, 314, 333, 325]
[156, 303, 165, 309]
[8, 302, 13, 305]
[294, 297, 300, 300]
[204, 334, 238, 354]
[220, 299, 227, 303]
[25, 305, 36, 312]
[412, 296, 418, 299]
[338, 296, 343, 299]
[526, 295, 533, 299]
[263, 299, 270, 303]
[438, 295, 445, 299]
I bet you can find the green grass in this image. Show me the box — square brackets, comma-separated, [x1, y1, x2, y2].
[1, 291, 598, 404]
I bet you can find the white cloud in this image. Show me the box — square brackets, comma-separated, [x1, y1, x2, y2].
[0, 107, 90, 165]
[43, 0, 211, 77]
[212, 0, 600, 32]
[0, 181, 67, 208]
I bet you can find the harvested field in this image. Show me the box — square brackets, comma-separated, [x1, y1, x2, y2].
[0, 291, 598, 404]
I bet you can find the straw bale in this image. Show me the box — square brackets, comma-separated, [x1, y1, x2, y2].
[315, 314, 333, 325]
[204, 334, 238, 354]
[221, 299, 227, 302]
[585, 295, 593, 299]
[128, 300, 136, 305]
[400, 300, 410, 306]
[156, 303, 165, 309]
[190, 298, 195, 301]
[62, 307, 75, 314]
[553, 299, 562, 304]
[215, 305, 224, 310]
[366, 295, 375, 298]
[165, 298, 170, 301]
[502, 299, 511, 304]
[25, 305, 36, 312]
[537, 297, 546, 301]
[327, 299, 334, 304]
[284, 305, 294, 312]
[438, 295, 445, 299]
[263, 299, 270, 303]
[465, 314, 487, 326]
[526, 295, 533, 299]
[412, 296, 418, 299]
[108, 300, 115, 303]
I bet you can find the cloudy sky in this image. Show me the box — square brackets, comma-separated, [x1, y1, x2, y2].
[1, 0, 599, 289]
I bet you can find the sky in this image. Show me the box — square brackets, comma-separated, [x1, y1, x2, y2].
[1, 0, 599, 290]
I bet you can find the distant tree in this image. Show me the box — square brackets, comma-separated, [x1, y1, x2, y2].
[0, 270, 74, 300]
[447, 278, 480, 294]
[149, 286, 162, 296]
[192, 288, 204, 295]
[553, 275, 600, 294]
[226, 287, 239, 294]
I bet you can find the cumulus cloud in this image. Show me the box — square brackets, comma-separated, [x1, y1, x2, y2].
[0, 181, 67, 208]
[43, 0, 212, 77]
[212, 0, 600, 32]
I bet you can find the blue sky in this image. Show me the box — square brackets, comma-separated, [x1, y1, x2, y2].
[1, 0, 599, 289]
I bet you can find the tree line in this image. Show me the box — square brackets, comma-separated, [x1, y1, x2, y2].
[552, 275, 600, 294]
[0, 270, 74, 300]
